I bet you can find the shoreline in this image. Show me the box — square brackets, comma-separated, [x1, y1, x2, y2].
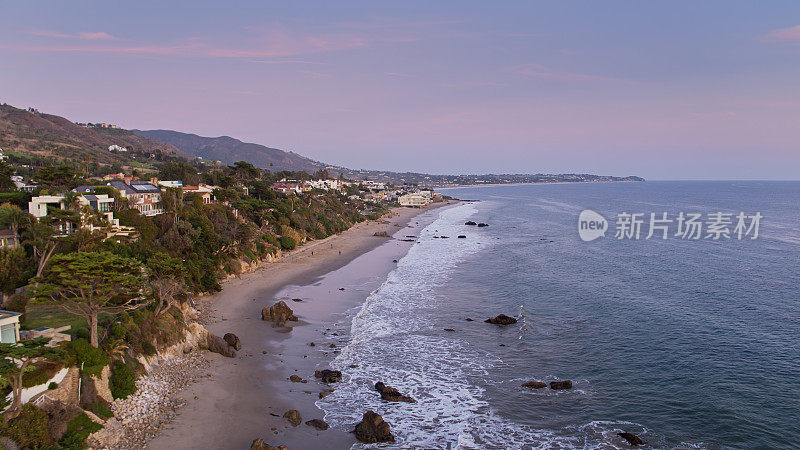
[145, 201, 456, 449]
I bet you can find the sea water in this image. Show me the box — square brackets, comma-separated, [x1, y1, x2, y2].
[318, 181, 800, 449]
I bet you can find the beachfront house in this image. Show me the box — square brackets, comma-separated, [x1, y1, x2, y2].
[183, 184, 215, 205]
[108, 179, 164, 216]
[0, 310, 22, 344]
[29, 192, 120, 233]
[398, 193, 431, 207]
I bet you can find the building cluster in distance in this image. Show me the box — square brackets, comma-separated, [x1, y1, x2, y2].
[1, 170, 439, 251]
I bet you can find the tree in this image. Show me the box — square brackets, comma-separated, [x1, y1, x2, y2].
[0, 161, 14, 190]
[146, 252, 187, 316]
[32, 252, 146, 348]
[0, 337, 64, 420]
[0, 247, 32, 304]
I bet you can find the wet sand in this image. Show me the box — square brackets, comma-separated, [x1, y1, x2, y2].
[148, 202, 454, 450]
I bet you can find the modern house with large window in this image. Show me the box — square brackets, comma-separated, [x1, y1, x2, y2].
[0, 310, 22, 344]
[108, 180, 164, 216]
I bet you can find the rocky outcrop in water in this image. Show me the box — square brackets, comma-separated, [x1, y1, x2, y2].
[618, 432, 644, 446]
[477, 223, 489, 227]
[465, 221, 477, 226]
[314, 369, 342, 383]
[485, 314, 517, 325]
[375, 382, 415, 403]
[223, 333, 241, 350]
[373, 231, 389, 237]
[353, 410, 394, 443]
[549, 380, 573, 390]
[261, 301, 298, 327]
[522, 381, 547, 389]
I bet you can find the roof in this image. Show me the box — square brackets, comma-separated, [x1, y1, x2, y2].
[0, 310, 22, 320]
[0, 228, 15, 238]
[128, 182, 160, 193]
[74, 185, 96, 193]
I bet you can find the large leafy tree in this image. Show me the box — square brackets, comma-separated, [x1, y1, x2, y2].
[0, 337, 64, 420]
[32, 252, 146, 348]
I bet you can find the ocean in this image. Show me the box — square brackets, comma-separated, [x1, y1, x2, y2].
[317, 181, 800, 449]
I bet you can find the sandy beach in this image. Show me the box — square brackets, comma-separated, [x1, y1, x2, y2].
[146, 201, 455, 450]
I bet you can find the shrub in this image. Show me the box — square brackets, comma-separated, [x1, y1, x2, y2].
[278, 236, 296, 250]
[109, 361, 137, 400]
[110, 322, 126, 339]
[58, 412, 102, 450]
[22, 361, 62, 388]
[1, 404, 50, 448]
[87, 401, 113, 419]
[142, 341, 156, 356]
[49, 381, 58, 390]
[71, 339, 109, 377]
[75, 327, 90, 340]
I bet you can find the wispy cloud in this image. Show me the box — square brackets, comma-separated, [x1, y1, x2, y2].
[7, 26, 366, 59]
[26, 29, 117, 40]
[760, 24, 800, 42]
[516, 64, 631, 84]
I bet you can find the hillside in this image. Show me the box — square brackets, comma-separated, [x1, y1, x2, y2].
[132, 129, 327, 173]
[0, 104, 187, 166]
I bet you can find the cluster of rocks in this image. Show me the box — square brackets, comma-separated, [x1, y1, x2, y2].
[262, 301, 298, 327]
[250, 438, 289, 450]
[89, 352, 209, 449]
[314, 369, 342, 383]
[522, 379, 573, 390]
[464, 221, 489, 227]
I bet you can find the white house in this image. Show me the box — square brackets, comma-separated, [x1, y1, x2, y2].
[398, 193, 431, 207]
[0, 310, 22, 344]
[108, 144, 127, 152]
[11, 175, 37, 192]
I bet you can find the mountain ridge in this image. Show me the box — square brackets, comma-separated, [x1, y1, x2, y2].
[131, 129, 327, 173]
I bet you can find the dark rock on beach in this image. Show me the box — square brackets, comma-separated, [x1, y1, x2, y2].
[485, 314, 517, 325]
[261, 301, 298, 327]
[465, 318, 474, 321]
[465, 221, 477, 225]
[223, 333, 241, 350]
[375, 382, 415, 403]
[458, 235, 467, 238]
[478, 223, 489, 227]
[549, 380, 573, 390]
[306, 419, 329, 430]
[373, 231, 389, 237]
[522, 381, 547, 389]
[289, 374, 306, 383]
[250, 438, 288, 450]
[618, 432, 645, 446]
[315, 369, 343, 383]
[291, 298, 303, 302]
[353, 410, 395, 443]
[204, 333, 236, 357]
[283, 409, 302, 426]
